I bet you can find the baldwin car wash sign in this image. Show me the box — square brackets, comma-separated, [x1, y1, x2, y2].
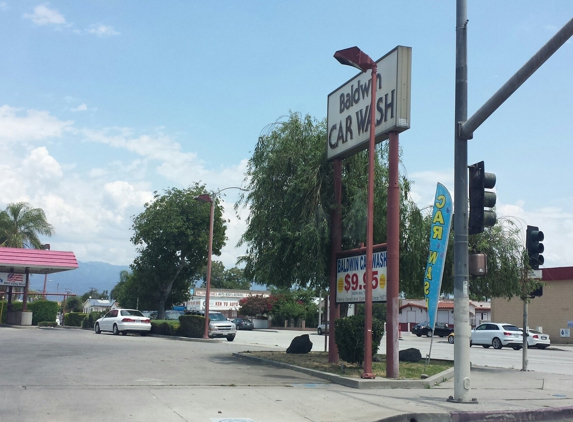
[327, 45, 412, 160]
[336, 250, 387, 304]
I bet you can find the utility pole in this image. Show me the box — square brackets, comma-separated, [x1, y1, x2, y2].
[451, 0, 472, 403]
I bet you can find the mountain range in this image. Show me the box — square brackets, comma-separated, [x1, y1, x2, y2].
[28, 261, 129, 300]
[27, 261, 267, 301]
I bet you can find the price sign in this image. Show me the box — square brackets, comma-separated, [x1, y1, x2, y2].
[335, 250, 387, 303]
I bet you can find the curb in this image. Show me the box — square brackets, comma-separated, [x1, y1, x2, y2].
[234, 352, 454, 390]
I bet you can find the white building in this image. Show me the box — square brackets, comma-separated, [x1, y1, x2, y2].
[398, 299, 491, 331]
[83, 299, 114, 314]
[185, 288, 271, 319]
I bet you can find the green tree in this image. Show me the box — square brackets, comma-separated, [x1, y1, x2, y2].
[64, 296, 83, 312]
[0, 202, 55, 248]
[130, 183, 226, 319]
[199, 262, 252, 290]
[80, 288, 109, 302]
[237, 112, 422, 290]
[467, 219, 536, 301]
[110, 270, 139, 309]
[224, 267, 252, 290]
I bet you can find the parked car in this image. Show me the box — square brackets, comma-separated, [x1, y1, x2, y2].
[317, 322, 329, 335]
[186, 310, 237, 341]
[94, 309, 151, 336]
[141, 311, 157, 319]
[232, 318, 254, 330]
[521, 328, 551, 349]
[411, 321, 454, 337]
[164, 310, 184, 320]
[448, 332, 455, 344]
[470, 322, 523, 350]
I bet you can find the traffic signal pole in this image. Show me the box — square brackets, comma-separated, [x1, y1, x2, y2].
[452, 0, 472, 403]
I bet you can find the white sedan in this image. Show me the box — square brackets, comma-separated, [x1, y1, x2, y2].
[470, 322, 523, 350]
[95, 309, 152, 336]
[524, 328, 551, 349]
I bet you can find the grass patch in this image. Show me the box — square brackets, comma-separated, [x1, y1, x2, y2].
[242, 351, 452, 380]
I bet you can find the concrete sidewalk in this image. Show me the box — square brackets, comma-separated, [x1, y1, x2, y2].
[228, 356, 573, 422]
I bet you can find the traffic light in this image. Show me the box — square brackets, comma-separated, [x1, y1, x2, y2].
[468, 161, 497, 235]
[526, 225, 544, 270]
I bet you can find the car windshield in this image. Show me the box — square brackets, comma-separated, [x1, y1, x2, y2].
[209, 313, 226, 321]
[120, 310, 144, 317]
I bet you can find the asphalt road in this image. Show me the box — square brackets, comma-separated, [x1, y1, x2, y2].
[2, 326, 573, 422]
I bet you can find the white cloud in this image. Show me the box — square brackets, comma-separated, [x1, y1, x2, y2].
[218, 199, 250, 269]
[21, 147, 63, 180]
[71, 103, 87, 112]
[24, 5, 65, 26]
[408, 169, 454, 209]
[0, 105, 73, 142]
[86, 24, 120, 37]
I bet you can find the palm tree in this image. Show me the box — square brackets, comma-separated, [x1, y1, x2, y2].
[0, 202, 55, 248]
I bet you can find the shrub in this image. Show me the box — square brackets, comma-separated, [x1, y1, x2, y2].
[150, 321, 177, 336]
[65, 312, 87, 327]
[177, 315, 204, 338]
[85, 311, 104, 329]
[334, 315, 384, 365]
[28, 300, 59, 326]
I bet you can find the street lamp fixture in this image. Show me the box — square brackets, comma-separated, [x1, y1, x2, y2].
[334, 46, 377, 379]
[194, 186, 247, 339]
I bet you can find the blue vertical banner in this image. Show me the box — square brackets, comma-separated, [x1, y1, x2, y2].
[424, 183, 453, 330]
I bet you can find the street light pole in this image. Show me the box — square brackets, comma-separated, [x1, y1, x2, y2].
[41, 244, 51, 299]
[334, 47, 377, 379]
[195, 186, 247, 340]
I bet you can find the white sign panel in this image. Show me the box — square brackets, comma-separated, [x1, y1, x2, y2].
[561, 328, 571, 338]
[327, 45, 412, 160]
[0, 272, 25, 287]
[336, 250, 387, 303]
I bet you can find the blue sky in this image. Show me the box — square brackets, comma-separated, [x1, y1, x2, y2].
[0, 1, 572, 271]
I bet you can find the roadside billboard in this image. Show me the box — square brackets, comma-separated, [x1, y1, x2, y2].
[327, 45, 412, 160]
[336, 249, 387, 304]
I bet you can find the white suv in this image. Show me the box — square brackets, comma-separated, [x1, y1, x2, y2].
[470, 322, 523, 350]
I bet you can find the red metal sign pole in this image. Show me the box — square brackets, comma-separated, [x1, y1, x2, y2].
[361, 63, 377, 379]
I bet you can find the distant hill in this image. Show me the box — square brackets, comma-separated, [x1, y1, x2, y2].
[28, 261, 130, 300]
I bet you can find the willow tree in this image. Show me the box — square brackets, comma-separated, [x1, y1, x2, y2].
[237, 112, 423, 291]
[0, 202, 54, 248]
[467, 219, 537, 301]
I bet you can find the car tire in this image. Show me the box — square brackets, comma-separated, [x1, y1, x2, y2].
[121, 331, 127, 336]
[416, 334, 421, 337]
[94, 323, 101, 334]
[112, 324, 120, 335]
[482, 345, 490, 348]
[448, 335, 454, 344]
[317, 328, 323, 335]
[492, 337, 502, 349]
[227, 335, 235, 342]
[513, 346, 522, 350]
[470, 340, 473, 347]
[427, 330, 433, 337]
